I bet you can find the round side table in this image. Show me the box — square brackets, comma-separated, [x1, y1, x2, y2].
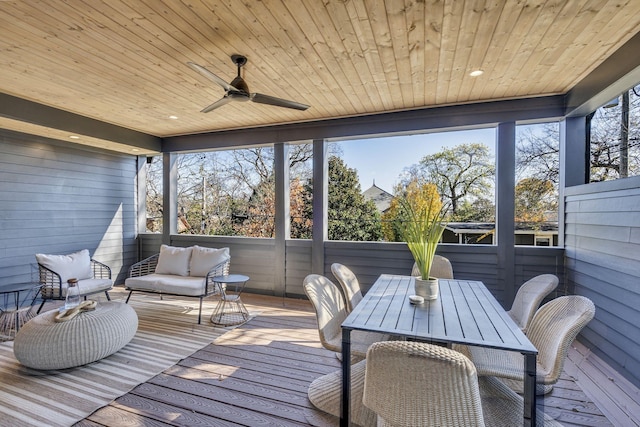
[210, 274, 250, 326]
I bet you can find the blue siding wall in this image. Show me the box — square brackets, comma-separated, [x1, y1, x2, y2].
[0, 131, 138, 287]
[565, 176, 640, 389]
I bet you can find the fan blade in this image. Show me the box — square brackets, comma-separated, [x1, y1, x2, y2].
[187, 62, 239, 92]
[201, 96, 233, 113]
[251, 93, 310, 111]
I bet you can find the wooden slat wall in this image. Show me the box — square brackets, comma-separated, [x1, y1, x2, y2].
[0, 130, 138, 286]
[515, 246, 565, 296]
[284, 240, 312, 297]
[565, 176, 640, 390]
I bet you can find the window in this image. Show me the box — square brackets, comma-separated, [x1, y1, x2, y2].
[515, 122, 560, 247]
[589, 84, 640, 181]
[175, 148, 275, 237]
[330, 129, 497, 243]
[145, 156, 163, 233]
[289, 143, 313, 239]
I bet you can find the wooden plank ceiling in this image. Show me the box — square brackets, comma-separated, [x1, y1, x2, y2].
[1, 0, 640, 152]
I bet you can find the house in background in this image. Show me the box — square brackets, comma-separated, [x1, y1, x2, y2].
[442, 222, 559, 246]
[362, 182, 394, 214]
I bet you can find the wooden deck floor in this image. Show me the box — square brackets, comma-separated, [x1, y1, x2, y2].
[76, 293, 632, 426]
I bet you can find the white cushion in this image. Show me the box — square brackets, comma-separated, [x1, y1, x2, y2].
[67, 278, 112, 296]
[189, 246, 230, 277]
[36, 249, 93, 284]
[155, 245, 192, 276]
[125, 274, 206, 297]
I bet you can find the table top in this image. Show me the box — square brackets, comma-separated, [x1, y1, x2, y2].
[342, 274, 537, 355]
[212, 274, 249, 283]
[0, 282, 42, 294]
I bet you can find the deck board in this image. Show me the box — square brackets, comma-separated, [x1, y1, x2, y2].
[78, 293, 631, 426]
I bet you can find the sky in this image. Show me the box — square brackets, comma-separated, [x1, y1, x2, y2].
[335, 128, 497, 193]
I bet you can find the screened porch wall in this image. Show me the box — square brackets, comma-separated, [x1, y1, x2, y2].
[138, 233, 564, 308]
[0, 130, 139, 286]
[565, 175, 640, 389]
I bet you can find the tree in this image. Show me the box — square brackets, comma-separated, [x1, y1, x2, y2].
[516, 123, 560, 185]
[589, 87, 640, 181]
[290, 178, 313, 239]
[176, 153, 242, 235]
[404, 143, 495, 220]
[515, 124, 560, 228]
[325, 156, 382, 241]
[515, 177, 557, 224]
[453, 197, 495, 223]
[515, 88, 640, 184]
[145, 156, 163, 232]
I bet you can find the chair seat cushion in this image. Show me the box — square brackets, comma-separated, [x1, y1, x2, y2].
[125, 274, 206, 296]
[74, 278, 113, 296]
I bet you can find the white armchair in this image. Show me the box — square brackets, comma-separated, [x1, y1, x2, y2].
[35, 249, 112, 313]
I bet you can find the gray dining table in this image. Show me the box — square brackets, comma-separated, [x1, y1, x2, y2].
[340, 274, 538, 426]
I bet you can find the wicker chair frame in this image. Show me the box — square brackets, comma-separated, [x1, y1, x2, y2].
[36, 259, 112, 313]
[125, 253, 230, 324]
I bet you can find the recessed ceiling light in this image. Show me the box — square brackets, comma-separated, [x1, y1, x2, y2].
[469, 70, 484, 77]
[168, 115, 178, 120]
[131, 148, 140, 152]
[69, 135, 80, 139]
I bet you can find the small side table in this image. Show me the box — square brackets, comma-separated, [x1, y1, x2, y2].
[0, 282, 42, 341]
[210, 274, 250, 326]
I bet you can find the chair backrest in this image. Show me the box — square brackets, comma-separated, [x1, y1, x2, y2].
[528, 295, 595, 384]
[303, 274, 348, 352]
[363, 341, 485, 426]
[410, 254, 454, 279]
[331, 263, 363, 313]
[508, 274, 559, 332]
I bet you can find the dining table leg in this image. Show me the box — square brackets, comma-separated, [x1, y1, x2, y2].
[523, 352, 537, 426]
[341, 328, 351, 427]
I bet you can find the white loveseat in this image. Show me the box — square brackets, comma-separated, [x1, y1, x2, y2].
[124, 244, 230, 324]
[35, 249, 113, 313]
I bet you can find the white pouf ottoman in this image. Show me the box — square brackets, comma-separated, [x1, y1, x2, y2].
[13, 301, 138, 370]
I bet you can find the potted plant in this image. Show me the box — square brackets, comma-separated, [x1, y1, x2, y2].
[397, 180, 447, 300]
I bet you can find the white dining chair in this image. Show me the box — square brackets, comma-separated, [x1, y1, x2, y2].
[362, 340, 562, 426]
[508, 273, 559, 333]
[331, 263, 363, 313]
[303, 274, 389, 361]
[410, 254, 454, 279]
[457, 295, 595, 395]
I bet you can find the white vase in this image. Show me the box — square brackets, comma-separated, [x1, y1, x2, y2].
[414, 277, 439, 300]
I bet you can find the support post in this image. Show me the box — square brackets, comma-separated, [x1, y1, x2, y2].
[496, 122, 516, 306]
[312, 139, 328, 275]
[136, 156, 148, 259]
[274, 143, 290, 297]
[162, 152, 177, 244]
[559, 116, 588, 248]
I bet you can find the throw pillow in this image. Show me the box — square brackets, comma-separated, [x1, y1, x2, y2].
[35, 249, 93, 284]
[155, 244, 192, 276]
[190, 246, 230, 277]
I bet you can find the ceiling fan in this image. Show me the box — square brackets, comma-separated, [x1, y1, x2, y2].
[187, 55, 310, 113]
